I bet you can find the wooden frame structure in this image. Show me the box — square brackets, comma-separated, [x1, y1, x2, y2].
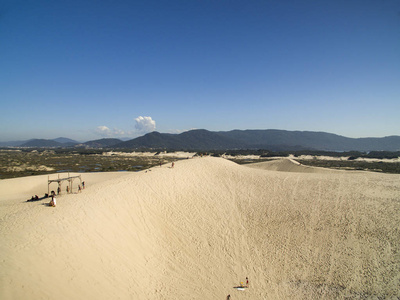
[48, 173, 82, 196]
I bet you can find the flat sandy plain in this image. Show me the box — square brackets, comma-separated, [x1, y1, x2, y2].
[1, 157, 399, 299]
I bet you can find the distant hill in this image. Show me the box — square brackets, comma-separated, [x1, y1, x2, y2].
[222, 130, 400, 151]
[21, 139, 64, 148]
[81, 138, 123, 148]
[115, 129, 400, 152]
[3, 137, 120, 148]
[3, 129, 400, 151]
[20, 138, 79, 148]
[114, 130, 243, 150]
[217, 130, 398, 151]
[0, 140, 26, 147]
[53, 137, 79, 145]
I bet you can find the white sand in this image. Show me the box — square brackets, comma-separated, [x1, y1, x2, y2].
[1, 157, 399, 299]
[244, 158, 336, 173]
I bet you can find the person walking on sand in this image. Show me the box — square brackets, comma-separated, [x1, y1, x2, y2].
[82, 181, 85, 189]
[227, 295, 231, 300]
[66, 186, 69, 193]
[171, 162, 175, 168]
[78, 185, 82, 193]
[246, 277, 249, 287]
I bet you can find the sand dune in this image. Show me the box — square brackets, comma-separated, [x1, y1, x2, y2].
[1, 157, 399, 299]
[245, 158, 334, 173]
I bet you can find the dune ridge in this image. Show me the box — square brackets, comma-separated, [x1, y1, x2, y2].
[1, 157, 399, 299]
[245, 158, 336, 173]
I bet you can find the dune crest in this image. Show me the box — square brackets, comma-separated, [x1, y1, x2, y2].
[1, 157, 399, 299]
[245, 158, 335, 173]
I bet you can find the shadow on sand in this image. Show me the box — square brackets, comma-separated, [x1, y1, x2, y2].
[26, 195, 49, 202]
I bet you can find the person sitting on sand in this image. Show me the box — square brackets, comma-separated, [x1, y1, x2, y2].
[49, 195, 56, 207]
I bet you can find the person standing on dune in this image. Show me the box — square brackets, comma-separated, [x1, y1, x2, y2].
[49, 195, 56, 207]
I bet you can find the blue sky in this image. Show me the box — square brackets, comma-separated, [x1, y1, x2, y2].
[1, 0, 399, 142]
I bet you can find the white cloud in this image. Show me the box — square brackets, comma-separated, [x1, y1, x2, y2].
[167, 128, 196, 134]
[135, 116, 156, 133]
[94, 117, 156, 139]
[113, 129, 125, 136]
[96, 126, 112, 136]
[167, 129, 183, 134]
[96, 126, 125, 137]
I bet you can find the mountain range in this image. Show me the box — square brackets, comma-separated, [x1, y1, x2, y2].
[1, 130, 400, 152]
[0, 137, 80, 148]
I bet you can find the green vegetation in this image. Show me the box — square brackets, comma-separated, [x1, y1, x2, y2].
[211, 149, 400, 159]
[0, 149, 181, 179]
[1, 148, 399, 179]
[296, 159, 400, 174]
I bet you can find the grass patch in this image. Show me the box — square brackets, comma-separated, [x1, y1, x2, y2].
[0, 149, 181, 179]
[296, 159, 400, 174]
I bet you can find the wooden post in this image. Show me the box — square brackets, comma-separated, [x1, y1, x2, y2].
[67, 172, 70, 194]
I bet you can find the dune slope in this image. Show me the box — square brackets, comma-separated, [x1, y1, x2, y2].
[245, 158, 334, 173]
[1, 157, 399, 299]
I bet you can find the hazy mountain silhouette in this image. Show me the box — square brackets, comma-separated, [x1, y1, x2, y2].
[20, 138, 78, 147]
[0, 140, 26, 147]
[3, 129, 400, 151]
[53, 137, 79, 145]
[115, 130, 243, 150]
[80, 138, 123, 148]
[115, 129, 400, 151]
[21, 139, 64, 147]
